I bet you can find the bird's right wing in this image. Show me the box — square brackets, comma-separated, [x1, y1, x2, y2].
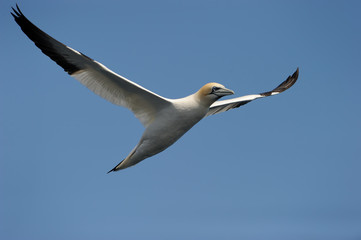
[206, 68, 299, 116]
[11, 5, 171, 127]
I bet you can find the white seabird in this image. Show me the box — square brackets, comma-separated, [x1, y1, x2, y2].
[11, 5, 299, 172]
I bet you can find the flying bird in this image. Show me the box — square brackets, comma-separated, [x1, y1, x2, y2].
[11, 5, 299, 172]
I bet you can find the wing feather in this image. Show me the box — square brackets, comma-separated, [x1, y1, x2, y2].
[206, 68, 299, 116]
[11, 5, 170, 126]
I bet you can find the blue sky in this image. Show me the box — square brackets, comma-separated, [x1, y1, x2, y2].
[1, 0, 360, 239]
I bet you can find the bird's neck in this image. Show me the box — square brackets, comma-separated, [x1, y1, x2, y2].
[193, 92, 217, 108]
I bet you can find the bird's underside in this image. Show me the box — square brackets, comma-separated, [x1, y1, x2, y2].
[11, 5, 299, 172]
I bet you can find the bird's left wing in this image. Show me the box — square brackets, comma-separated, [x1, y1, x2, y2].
[11, 5, 171, 127]
[206, 68, 299, 116]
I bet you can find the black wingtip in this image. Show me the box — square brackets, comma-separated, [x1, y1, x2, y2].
[293, 67, 299, 79]
[11, 7, 18, 18]
[275, 67, 299, 92]
[16, 4, 22, 14]
[11, 4, 23, 20]
[260, 67, 299, 97]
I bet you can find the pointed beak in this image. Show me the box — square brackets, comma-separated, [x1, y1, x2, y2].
[217, 87, 234, 96]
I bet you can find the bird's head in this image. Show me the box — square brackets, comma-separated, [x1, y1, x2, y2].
[196, 82, 234, 106]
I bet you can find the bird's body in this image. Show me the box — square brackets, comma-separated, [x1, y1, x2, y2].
[112, 85, 229, 171]
[11, 5, 299, 172]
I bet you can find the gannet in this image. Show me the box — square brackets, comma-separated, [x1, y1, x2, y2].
[11, 5, 299, 172]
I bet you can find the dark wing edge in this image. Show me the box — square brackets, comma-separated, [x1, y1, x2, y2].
[206, 68, 299, 116]
[206, 100, 252, 116]
[260, 68, 299, 97]
[11, 5, 172, 127]
[11, 4, 92, 75]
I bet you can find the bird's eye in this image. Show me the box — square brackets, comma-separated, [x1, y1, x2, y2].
[212, 86, 220, 92]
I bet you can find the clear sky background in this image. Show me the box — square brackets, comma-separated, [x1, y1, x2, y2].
[1, 0, 360, 239]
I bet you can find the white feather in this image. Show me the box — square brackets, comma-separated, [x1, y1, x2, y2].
[11, 5, 298, 172]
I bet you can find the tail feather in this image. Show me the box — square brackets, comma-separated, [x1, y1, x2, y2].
[107, 160, 124, 174]
[107, 147, 137, 173]
[107, 166, 117, 174]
